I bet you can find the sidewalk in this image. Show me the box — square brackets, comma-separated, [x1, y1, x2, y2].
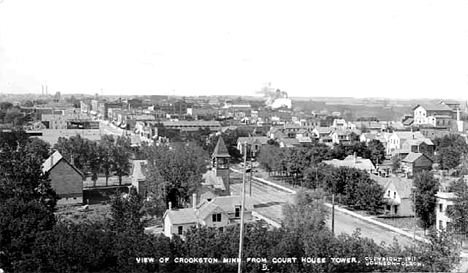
[241, 169, 430, 243]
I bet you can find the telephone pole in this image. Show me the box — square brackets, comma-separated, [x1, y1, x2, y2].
[238, 142, 248, 273]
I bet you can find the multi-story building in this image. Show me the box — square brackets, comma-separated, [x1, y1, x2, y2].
[413, 104, 454, 125]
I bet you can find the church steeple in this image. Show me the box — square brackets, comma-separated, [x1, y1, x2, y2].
[212, 137, 231, 195]
[212, 137, 230, 158]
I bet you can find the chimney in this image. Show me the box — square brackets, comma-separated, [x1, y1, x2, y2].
[168, 201, 172, 211]
[192, 193, 197, 210]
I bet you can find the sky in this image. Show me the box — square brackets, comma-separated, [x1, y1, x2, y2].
[0, 0, 468, 99]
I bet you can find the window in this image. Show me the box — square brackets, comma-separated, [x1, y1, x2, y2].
[207, 198, 212, 202]
[394, 205, 399, 214]
[212, 213, 222, 222]
[387, 190, 391, 197]
[439, 220, 443, 230]
[235, 206, 242, 218]
[439, 203, 443, 212]
[393, 192, 396, 199]
[447, 205, 453, 213]
[178, 226, 183, 235]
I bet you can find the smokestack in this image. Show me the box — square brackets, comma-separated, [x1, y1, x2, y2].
[168, 202, 172, 211]
[192, 193, 197, 210]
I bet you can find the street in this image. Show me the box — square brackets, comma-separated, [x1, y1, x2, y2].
[230, 172, 418, 248]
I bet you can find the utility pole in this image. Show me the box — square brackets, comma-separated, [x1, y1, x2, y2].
[249, 153, 253, 196]
[237, 142, 247, 273]
[332, 193, 335, 235]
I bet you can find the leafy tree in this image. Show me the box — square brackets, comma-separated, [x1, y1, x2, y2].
[23, 100, 34, 107]
[111, 136, 132, 185]
[412, 171, 439, 233]
[446, 178, 468, 244]
[0, 101, 13, 110]
[437, 146, 461, 170]
[109, 187, 145, 234]
[87, 141, 103, 186]
[54, 134, 93, 173]
[146, 142, 208, 208]
[99, 135, 115, 186]
[391, 154, 401, 172]
[3, 108, 26, 126]
[416, 228, 461, 272]
[0, 131, 58, 272]
[24, 137, 51, 161]
[366, 139, 386, 165]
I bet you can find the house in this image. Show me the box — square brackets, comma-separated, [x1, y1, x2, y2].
[401, 152, 433, 176]
[296, 136, 313, 146]
[236, 136, 269, 157]
[387, 131, 426, 156]
[312, 127, 332, 140]
[398, 138, 435, 158]
[42, 151, 84, 205]
[435, 176, 468, 232]
[420, 127, 453, 140]
[331, 129, 361, 144]
[371, 175, 414, 217]
[332, 118, 347, 128]
[131, 160, 147, 199]
[360, 133, 376, 143]
[322, 154, 376, 173]
[413, 104, 454, 125]
[163, 195, 255, 238]
[279, 138, 301, 148]
[440, 100, 461, 111]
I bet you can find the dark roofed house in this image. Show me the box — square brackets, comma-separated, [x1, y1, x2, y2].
[401, 152, 433, 176]
[42, 151, 84, 205]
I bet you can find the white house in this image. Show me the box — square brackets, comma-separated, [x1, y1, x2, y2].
[323, 154, 376, 173]
[371, 175, 414, 216]
[387, 131, 426, 155]
[163, 195, 255, 238]
[413, 104, 454, 125]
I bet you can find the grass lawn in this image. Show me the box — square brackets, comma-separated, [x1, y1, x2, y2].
[375, 216, 426, 238]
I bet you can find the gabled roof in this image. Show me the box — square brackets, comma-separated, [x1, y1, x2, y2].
[414, 104, 453, 112]
[212, 137, 230, 158]
[392, 131, 425, 141]
[42, 151, 84, 177]
[370, 175, 414, 199]
[197, 196, 255, 220]
[402, 152, 433, 163]
[280, 138, 300, 146]
[237, 136, 269, 145]
[165, 208, 198, 225]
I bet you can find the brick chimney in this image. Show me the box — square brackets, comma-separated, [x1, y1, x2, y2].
[168, 201, 172, 211]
